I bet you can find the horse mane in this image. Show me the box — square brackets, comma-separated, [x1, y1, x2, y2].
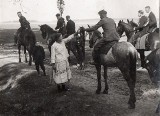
[42, 24, 57, 33]
[120, 22, 134, 32]
[94, 30, 102, 38]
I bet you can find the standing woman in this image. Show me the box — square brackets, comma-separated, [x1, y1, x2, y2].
[51, 33, 75, 92]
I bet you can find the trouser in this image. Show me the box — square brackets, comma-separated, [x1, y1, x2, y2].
[93, 39, 118, 63]
[35, 61, 46, 75]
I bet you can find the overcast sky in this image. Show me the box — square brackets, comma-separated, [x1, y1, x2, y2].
[0, 0, 159, 22]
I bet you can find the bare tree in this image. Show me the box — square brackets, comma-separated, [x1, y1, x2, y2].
[9, 0, 27, 13]
[57, 0, 65, 16]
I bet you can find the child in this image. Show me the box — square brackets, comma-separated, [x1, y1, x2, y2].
[51, 33, 75, 92]
[32, 45, 46, 76]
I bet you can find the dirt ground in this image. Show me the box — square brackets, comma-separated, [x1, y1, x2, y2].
[0, 29, 159, 116]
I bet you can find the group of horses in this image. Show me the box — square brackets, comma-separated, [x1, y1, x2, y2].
[14, 19, 159, 112]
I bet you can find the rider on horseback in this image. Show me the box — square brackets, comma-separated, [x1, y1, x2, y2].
[17, 12, 31, 39]
[55, 13, 66, 36]
[84, 10, 120, 64]
[133, 10, 148, 44]
[145, 6, 157, 33]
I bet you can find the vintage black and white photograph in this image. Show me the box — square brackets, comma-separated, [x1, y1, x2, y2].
[0, 0, 159, 115]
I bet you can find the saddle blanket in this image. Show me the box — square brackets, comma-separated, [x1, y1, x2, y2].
[135, 33, 149, 49]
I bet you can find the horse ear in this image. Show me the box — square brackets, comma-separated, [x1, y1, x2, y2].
[122, 20, 123, 22]
[127, 19, 130, 23]
[87, 24, 91, 28]
[132, 19, 133, 21]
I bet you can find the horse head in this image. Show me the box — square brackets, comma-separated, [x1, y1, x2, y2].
[116, 20, 125, 37]
[39, 24, 57, 40]
[127, 19, 138, 28]
[117, 20, 135, 41]
[75, 27, 85, 47]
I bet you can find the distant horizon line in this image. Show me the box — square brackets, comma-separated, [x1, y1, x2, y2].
[0, 18, 159, 23]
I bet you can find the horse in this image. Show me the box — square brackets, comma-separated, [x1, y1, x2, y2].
[145, 48, 160, 113]
[88, 28, 138, 109]
[39, 24, 57, 54]
[15, 29, 36, 66]
[39, 24, 86, 69]
[117, 20, 160, 67]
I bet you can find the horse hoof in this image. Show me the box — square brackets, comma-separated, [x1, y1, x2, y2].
[19, 59, 21, 63]
[96, 90, 101, 94]
[103, 90, 108, 94]
[128, 104, 135, 109]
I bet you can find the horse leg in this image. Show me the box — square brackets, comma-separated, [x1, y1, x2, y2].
[40, 62, 46, 76]
[24, 46, 28, 63]
[18, 45, 21, 63]
[95, 64, 101, 94]
[137, 49, 145, 68]
[71, 48, 80, 65]
[28, 52, 32, 66]
[35, 63, 40, 76]
[103, 66, 108, 94]
[121, 71, 136, 109]
[48, 45, 51, 57]
[156, 101, 160, 113]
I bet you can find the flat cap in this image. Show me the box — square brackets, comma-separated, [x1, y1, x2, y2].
[98, 10, 107, 14]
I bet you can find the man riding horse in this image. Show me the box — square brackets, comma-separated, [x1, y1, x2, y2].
[133, 10, 148, 45]
[16, 12, 31, 39]
[145, 6, 157, 33]
[84, 10, 120, 64]
[55, 13, 66, 36]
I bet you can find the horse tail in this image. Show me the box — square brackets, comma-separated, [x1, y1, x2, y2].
[129, 47, 137, 83]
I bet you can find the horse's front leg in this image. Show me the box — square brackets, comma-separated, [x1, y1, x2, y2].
[28, 52, 32, 66]
[71, 48, 80, 66]
[95, 64, 101, 94]
[103, 66, 108, 94]
[18, 45, 21, 63]
[156, 101, 160, 113]
[24, 46, 28, 63]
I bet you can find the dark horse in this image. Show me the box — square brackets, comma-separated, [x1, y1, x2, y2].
[117, 20, 160, 67]
[145, 48, 160, 113]
[117, 20, 160, 113]
[15, 29, 36, 65]
[88, 28, 138, 109]
[39, 24, 86, 69]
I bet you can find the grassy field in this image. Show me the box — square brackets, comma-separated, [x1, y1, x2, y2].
[0, 28, 159, 116]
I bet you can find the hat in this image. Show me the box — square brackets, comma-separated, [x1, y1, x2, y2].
[66, 15, 70, 18]
[17, 11, 21, 14]
[98, 10, 107, 15]
[56, 13, 60, 17]
[138, 10, 144, 14]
